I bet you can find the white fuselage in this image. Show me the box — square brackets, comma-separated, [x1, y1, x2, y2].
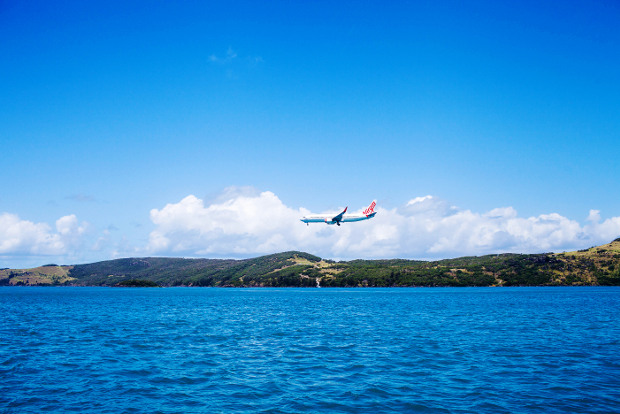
[300, 211, 376, 225]
[301, 200, 377, 225]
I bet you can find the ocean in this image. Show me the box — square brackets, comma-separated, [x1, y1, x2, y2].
[1, 287, 619, 413]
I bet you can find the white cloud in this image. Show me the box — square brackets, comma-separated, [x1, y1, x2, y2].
[0, 213, 88, 258]
[584, 210, 620, 243]
[56, 214, 86, 237]
[148, 190, 309, 255]
[587, 209, 601, 223]
[146, 189, 620, 260]
[3, 190, 620, 268]
[208, 47, 238, 64]
[407, 195, 433, 205]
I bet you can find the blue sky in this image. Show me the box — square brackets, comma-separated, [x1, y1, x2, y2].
[1, 1, 619, 268]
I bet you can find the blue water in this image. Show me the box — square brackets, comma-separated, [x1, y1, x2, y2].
[1, 287, 619, 413]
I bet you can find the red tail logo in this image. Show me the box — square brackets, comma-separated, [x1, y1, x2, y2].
[363, 201, 376, 216]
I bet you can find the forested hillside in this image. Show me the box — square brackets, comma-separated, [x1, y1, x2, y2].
[2, 240, 619, 287]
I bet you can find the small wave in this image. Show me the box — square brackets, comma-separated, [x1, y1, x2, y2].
[1, 286, 619, 413]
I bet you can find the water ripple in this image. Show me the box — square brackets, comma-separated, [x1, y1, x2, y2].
[1, 286, 619, 413]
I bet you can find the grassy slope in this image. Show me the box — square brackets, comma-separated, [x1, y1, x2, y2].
[0, 265, 75, 286]
[553, 238, 620, 285]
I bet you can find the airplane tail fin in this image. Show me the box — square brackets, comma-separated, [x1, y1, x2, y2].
[363, 200, 377, 216]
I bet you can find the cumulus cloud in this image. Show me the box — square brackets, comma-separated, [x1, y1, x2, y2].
[584, 209, 620, 243]
[146, 189, 620, 259]
[5, 190, 618, 267]
[0, 213, 88, 258]
[148, 189, 308, 255]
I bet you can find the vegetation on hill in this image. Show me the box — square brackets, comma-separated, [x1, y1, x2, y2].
[116, 279, 160, 287]
[1, 241, 619, 287]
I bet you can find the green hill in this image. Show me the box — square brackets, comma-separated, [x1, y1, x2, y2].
[1, 241, 619, 287]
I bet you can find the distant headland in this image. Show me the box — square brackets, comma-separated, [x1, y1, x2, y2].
[2, 239, 619, 287]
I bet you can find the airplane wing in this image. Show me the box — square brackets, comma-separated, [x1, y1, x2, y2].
[331, 207, 347, 224]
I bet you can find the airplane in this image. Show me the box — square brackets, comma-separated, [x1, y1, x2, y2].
[300, 200, 377, 226]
